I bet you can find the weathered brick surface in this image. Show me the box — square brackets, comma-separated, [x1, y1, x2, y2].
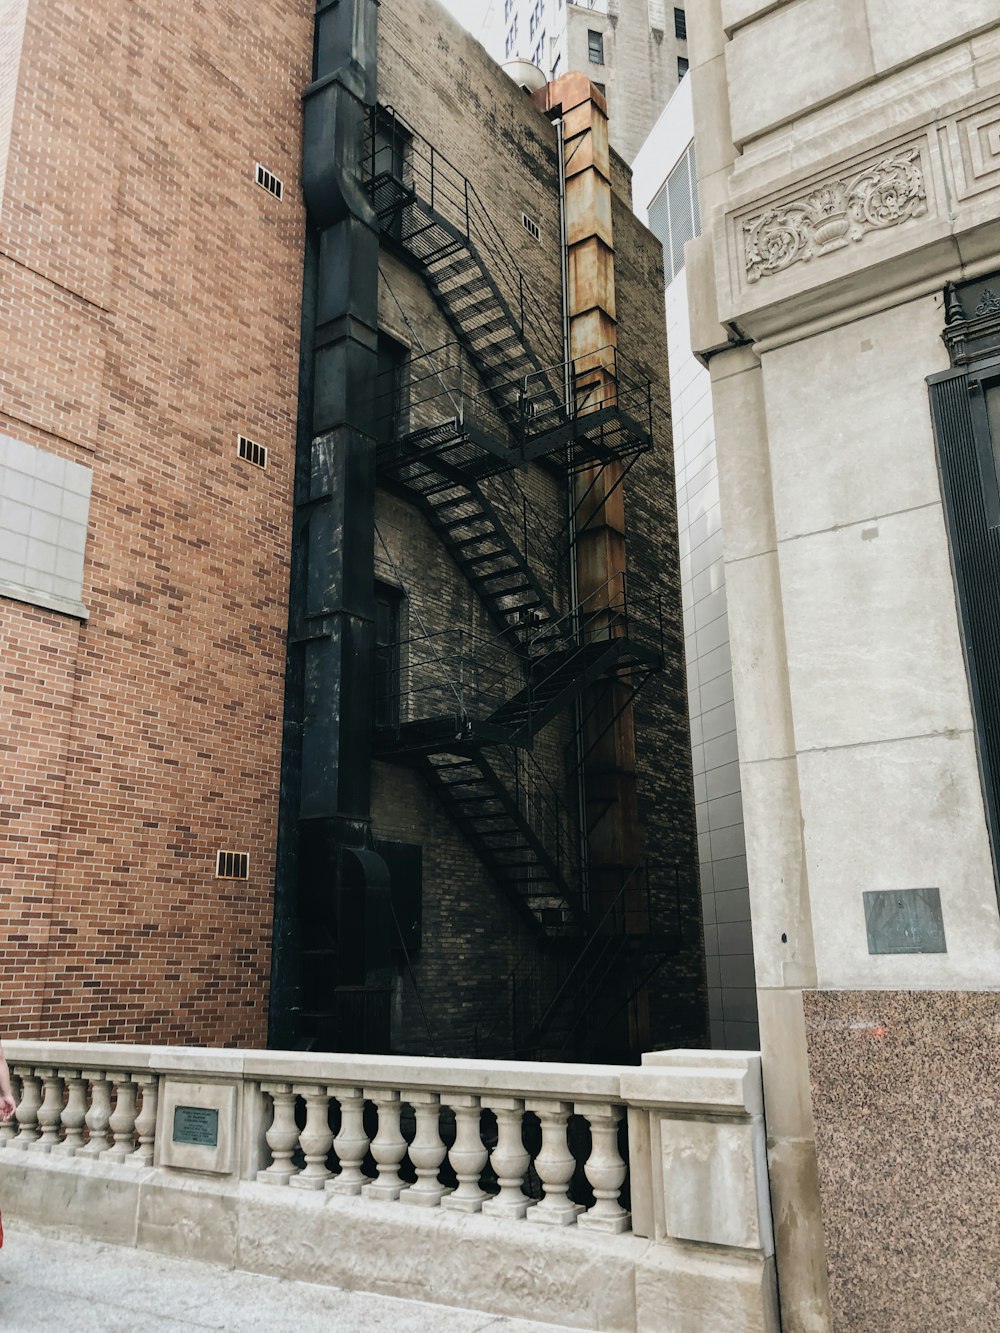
[0, 0, 311, 1042]
[373, 0, 706, 1052]
[615, 192, 708, 1045]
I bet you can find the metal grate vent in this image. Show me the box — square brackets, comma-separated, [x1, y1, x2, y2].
[237, 434, 268, 469]
[521, 212, 541, 242]
[255, 163, 283, 200]
[216, 850, 249, 880]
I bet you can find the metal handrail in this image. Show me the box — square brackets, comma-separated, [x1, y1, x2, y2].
[528, 861, 684, 1050]
[528, 570, 665, 662]
[374, 573, 664, 740]
[374, 626, 516, 734]
[366, 104, 561, 366]
[488, 744, 584, 894]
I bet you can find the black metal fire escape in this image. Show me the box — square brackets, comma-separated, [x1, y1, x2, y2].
[364, 105, 678, 1051]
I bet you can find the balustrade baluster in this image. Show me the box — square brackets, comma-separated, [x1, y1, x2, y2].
[105, 1076, 138, 1160]
[482, 1097, 532, 1220]
[128, 1073, 159, 1167]
[53, 1070, 88, 1155]
[576, 1102, 630, 1233]
[441, 1094, 487, 1213]
[289, 1084, 333, 1190]
[362, 1089, 409, 1201]
[11, 1067, 41, 1149]
[256, 1082, 301, 1185]
[327, 1086, 369, 1197]
[29, 1067, 63, 1153]
[400, 1089, 448, 1207]
[0, 1072, 19, 1147]
[77, 1071, 111, 1158]
[526, 1099, 582, 1226]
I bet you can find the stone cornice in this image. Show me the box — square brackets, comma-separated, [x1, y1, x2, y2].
[710, 87, 1000, 346]
[742, 146, 927, 286]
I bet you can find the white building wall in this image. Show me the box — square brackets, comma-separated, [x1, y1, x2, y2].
[633, 79, 758, 1049]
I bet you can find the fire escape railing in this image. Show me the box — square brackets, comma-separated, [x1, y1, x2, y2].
[366, 104, 562, 372]
[374, 570, 664, 755]
[375, 340, 653, 474]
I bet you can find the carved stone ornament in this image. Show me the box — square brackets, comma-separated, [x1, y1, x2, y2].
[743, 146, 927, 284]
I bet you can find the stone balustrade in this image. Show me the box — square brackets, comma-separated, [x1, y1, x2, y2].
[0, 1043, 779, 1331]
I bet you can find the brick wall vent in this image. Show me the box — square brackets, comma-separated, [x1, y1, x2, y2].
[521, 212, 541, 242]
[237, 434, 268, 469]
[216, 850, 249, 880]
[255, 163, 283, 200]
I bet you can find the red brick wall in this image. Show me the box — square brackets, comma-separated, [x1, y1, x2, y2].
[0, 0, 311, 1042]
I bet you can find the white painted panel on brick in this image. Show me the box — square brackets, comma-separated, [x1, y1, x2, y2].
[0, 434, 91, 618]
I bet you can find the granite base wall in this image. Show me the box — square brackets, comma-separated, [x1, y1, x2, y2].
[803, 989, 1000, 1332]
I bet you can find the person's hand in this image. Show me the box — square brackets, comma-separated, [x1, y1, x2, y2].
[0, 1094, 16, 1122]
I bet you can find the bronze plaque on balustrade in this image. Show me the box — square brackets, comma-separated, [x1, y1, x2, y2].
[172, 1104, 220, 1148]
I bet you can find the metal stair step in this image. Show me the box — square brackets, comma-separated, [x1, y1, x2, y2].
[472, 571, 532, 590]
[446, 532, 509, 552]
[459, 550, 517, 569]
[426, 254, 478, 283]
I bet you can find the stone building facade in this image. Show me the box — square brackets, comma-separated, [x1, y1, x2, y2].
[0, 0, 705, 1061]
[688, 2, 1000, 1328]
[485, 0, 689, 164]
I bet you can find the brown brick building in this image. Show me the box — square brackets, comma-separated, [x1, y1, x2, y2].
[0, 0, 705, 1059]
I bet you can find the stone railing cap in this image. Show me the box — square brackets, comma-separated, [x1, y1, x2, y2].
[620, 1065, 764, 1117]
[4, 1042, 764, 1115]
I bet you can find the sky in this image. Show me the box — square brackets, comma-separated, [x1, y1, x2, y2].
[437, 0, 494, 40]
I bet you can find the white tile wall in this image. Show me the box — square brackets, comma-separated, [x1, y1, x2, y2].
[634, 79, 758, 1046]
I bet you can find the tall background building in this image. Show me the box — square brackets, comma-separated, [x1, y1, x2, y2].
[0, 0, 707, 1061]
[632, 77, 757, 1051]
[484, 0, 689, 163]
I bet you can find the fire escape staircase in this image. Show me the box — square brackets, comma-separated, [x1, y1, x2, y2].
[374, 583, 664, 758]
[365, 107, 665, 944]
[365, 106, 562, 431]
[378, 446, 566, 648]
[373, 581, 664, 935]
[416, 747, 584, 937]
[516, 865, 687, 1059]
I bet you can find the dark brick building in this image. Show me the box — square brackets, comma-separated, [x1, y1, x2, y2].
[0, 0, 706, 1060]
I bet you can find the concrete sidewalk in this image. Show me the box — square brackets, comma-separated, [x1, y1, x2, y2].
[0, 1221, 574, 1332]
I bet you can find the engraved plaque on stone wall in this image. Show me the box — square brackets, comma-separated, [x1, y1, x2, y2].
[863, 887, 947, 954]
[172, 1104, 219, 1148]
[158, 1080, 237, 1175]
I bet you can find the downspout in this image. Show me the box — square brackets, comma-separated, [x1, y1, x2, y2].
[270, 0, 391, 1052]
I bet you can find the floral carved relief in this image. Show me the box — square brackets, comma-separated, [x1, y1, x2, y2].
[743, 146, 927, 284]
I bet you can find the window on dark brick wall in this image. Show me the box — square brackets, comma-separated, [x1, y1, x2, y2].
[374, 584, 403, 731]
[375, 839, 423, 953]
[674, 8, 687, 40]
[588, 29, 604, 64]
[375, 331, 409, 445]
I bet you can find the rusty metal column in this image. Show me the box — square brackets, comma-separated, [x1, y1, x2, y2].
[536, 75, 647, 1053]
